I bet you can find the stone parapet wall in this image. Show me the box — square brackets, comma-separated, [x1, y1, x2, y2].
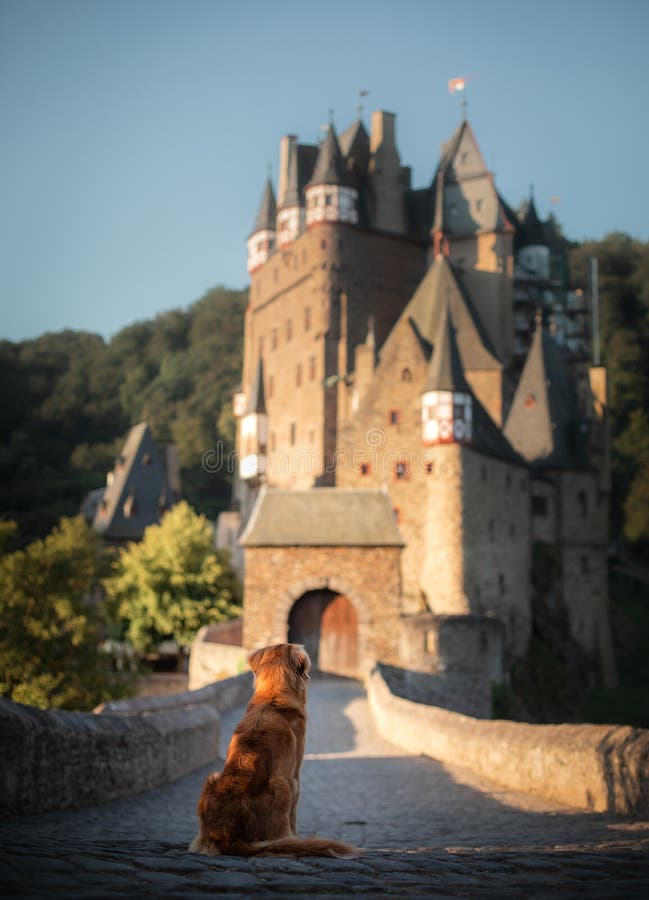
[188, 631, 250, 690]
[0, 673, 253, 817]
[368, 666, 649, 815]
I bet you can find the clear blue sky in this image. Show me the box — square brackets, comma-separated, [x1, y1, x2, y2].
[1, 0, 648, 342]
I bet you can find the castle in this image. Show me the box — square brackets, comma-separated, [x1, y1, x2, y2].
[225, 108, 616, 691]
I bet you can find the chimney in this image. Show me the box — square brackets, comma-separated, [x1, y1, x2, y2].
[277, 135, 297, 209]
[368, 112, 405, 234]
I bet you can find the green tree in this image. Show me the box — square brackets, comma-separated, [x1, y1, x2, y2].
[0, 517, 127, 710]
[104, 501, 241, 653]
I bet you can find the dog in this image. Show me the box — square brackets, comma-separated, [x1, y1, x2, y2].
[189, 643, 358, 858]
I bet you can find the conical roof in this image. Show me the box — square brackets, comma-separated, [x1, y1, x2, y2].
[520, 196, 547, 247]
[339, 119, 370, 178]
[423, 300, 471, 393]
[252, 179, 277, 233]
[307, 125, 347, 188]
[504, 322, 587, 468]
[280, 145, 300, 208]
[245, 358, 267, 416]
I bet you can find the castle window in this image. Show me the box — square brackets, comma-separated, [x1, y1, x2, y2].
[532, 496, 548, 517]
[304, 307, 311, 331]
[578, 490, 588, 517]
[425, 460, 434, 474]
[475, 198, 483, 212]
[393, 507, 402, 523]
[360, 461, 371, 475]
[269, 375, 274, 398]
[401, 367, 412, 382]
[309, 356, 316, 381]
[286, 319, 292, 341]
[325, 193, 332, 206]
[272, 328, 278, 350]
[289, 423, 296, 447]
[296, 363, 302, 387]
[388, 409, 400, 425]
[395, 460, 409, 480]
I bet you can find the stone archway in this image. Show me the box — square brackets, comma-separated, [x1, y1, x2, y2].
[287, 589, 359, 678]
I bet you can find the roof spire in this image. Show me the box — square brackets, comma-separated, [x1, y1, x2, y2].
[252, 179, 277, 233]
[356, 89, 369, 120]
[245, 358, 267, 416]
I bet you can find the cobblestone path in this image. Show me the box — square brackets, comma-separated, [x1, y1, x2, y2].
[1, 677, 648, 897]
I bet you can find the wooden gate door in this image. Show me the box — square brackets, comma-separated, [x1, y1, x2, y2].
[288, 590, 358, 678]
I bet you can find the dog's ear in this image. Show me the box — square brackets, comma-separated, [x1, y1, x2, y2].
[289, 644, 311, 680]
[248, 647, 266, 673]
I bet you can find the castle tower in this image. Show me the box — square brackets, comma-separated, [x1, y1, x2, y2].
[276, 136, 303, 247]
[433, 119, 516, 365]
[246, 180, 277, 274]
[305, 125, 359, 226]
[238, 357, 268, 482]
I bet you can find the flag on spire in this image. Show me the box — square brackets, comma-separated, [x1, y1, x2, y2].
[448, 77, 466, 93]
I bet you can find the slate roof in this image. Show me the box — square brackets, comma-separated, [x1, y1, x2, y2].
[405, 256, 502, 373]
[239, 487, 404, 547]
[504, 323, 588, 469]
[339, 119, 370, 181]
[93, 423, 176, 541]
[307, 125, 348, 188]
[252, 179, 276, 233]
[245, 358, 267, 416]
[519, 196, 547, 247]
[423, 299, 472, 393]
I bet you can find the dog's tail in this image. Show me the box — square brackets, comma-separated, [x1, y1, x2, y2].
[191, 834, 358, 858]
[249, 836, 359, 858]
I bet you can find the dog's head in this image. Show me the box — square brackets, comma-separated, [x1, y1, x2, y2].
[248, 643, 311, 697]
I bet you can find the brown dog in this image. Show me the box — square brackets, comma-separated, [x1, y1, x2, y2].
[189, 643, 358, 858]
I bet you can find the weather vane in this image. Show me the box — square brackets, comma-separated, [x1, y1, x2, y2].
[448, 74, 479, 119]
[357, 89, 369, 119]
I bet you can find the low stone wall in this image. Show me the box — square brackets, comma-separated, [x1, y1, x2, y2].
[368, 666, 649, 815]
[0, 672, 253, 817]
[188, 626, 250, 690]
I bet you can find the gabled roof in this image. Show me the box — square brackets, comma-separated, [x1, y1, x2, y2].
[405, 256, 501, 373]
[339, 119, 370, 179]
[93, 423, 175, 541]
[245, 358, 267, 416]
[504, 323, 588, 469]
[239, 487, 404, 547]
[423, 299, 471, 393]
[307, 125, 348, 188]
[252, 179, 276, 233]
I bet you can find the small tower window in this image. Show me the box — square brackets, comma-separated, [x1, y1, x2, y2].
[360, 461, 371, 475]
[325, 193, 332, 206]
[401, 367, 412, 382]
[286, 319, 292, 341]
[309, 355, 316, 381]
[389, 409, 401, 426]
[425, 460, 434, 475]
[304, 307, 311, 331]
[395, 460, 409, 480]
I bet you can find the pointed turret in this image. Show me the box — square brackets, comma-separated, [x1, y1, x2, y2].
[240, 358, 268, 481]
[305, 124, 358, 226]
[246, 179, 277, 273]
[421, 301, 473, 445]
[504, 317, 587, 468]
[339, 118, 370, 182]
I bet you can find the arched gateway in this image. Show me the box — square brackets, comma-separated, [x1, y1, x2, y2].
[239, 488, 404, 673]
[288, 589, 358, 678]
